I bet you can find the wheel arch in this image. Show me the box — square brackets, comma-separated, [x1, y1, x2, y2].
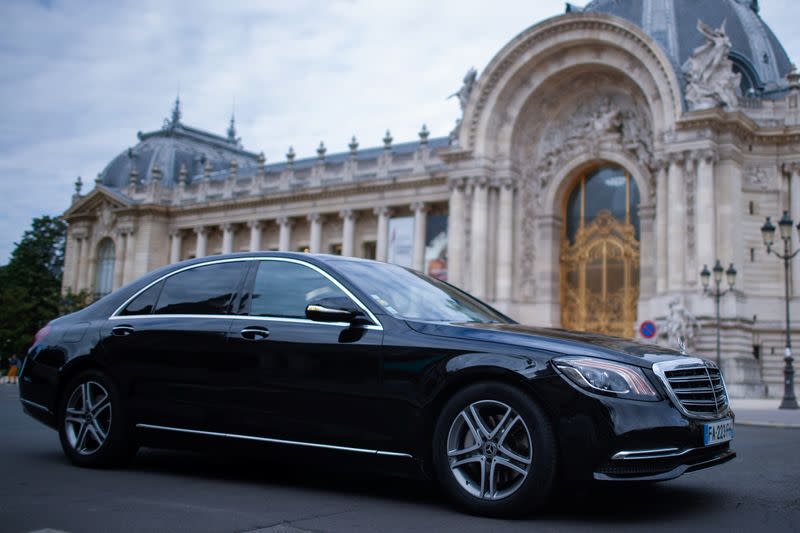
[420, 365, 554, 470]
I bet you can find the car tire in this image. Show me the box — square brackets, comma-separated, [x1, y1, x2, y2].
[58, 369, 136, 468]
[432, 381, 557, 517]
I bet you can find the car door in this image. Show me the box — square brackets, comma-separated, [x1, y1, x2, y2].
[101, 260, 249, 430]
[221, 258, 388, 450]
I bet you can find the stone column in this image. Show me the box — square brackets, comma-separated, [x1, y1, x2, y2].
[222, 223, 234, 254]
[667, 153, 686, 292]
[471, 177, 489, 299]
[340, 209, 357, 257]
[113, 231, 126, 290]
[495, 179, 515, 304]
[790, 165, 800, 296]
[78, 236, 90, 291]
[66, 233, 79, 292]
[411, 202, 428, 271]
[278, 216, 293, 251]
[374, 206, 392, 262]
[308, 213, 322, 253]
[122, 230, 136, 285]
[655, 161, 669, 294]
[169, 229, 182, 263]
[695, 150, 717, 275]
[249, 220, 262, 252]
[448, 179, 466, 287]
[195, 226, 208, 258]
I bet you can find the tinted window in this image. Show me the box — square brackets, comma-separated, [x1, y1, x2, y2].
[333, 260, 509, 324]
[154, 262, 248, 315]
[120, 281, 163, 316]
[250, 261, 348, 318]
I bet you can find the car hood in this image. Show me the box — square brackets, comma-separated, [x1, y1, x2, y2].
[406, 321, 689, 367]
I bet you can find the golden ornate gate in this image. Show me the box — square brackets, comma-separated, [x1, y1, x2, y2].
[560, 168, 640, 337]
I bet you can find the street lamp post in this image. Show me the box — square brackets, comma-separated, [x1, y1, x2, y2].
[761, 211, 800, 409]
[700, 260, 737, 367]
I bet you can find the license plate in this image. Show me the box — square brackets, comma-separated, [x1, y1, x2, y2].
[704, 418, 734, 446]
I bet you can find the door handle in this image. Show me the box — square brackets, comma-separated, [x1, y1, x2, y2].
[240, 326, 269, 340]
[111, 325, 135, 337]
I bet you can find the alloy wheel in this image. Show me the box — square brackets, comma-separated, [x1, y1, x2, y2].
[446, 399, 533, 500]
[64, 381, 113, 456]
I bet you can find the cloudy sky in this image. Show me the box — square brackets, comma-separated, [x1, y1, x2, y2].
[1, 0, 798, 264]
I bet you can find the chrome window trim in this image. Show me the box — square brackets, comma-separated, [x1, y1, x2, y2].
[110, 256, 383, 330]
[652, 357, 730, 420]
[109, 313, 382, 331]
[135, 423, 412, 458]
[20, 398, 52, 414]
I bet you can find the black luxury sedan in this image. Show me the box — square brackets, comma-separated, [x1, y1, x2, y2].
[19, 252, 735, 517]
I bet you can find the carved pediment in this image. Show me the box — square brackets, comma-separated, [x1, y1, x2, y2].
[63, 186, 131, 219]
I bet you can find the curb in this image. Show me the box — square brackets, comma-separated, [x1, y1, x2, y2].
[735, 420, 800, 429]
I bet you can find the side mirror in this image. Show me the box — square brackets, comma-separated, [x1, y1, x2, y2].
[305, 297, 366, 324]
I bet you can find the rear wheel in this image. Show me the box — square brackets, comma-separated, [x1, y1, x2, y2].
[58, 370, 136, 467]
[432, 382, 557, 517]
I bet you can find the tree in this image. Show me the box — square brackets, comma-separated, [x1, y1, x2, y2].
[0, 215, 85, 356]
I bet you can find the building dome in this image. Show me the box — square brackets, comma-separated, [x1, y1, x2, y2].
[99, 100, 260, 189]
[570, 0, 793, 95]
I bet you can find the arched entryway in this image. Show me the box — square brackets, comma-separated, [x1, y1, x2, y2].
[560, 166, 640, 337]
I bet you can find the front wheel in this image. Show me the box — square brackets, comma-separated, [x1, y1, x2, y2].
[58, 370, 136, 468]
[432, 382, 557, 517]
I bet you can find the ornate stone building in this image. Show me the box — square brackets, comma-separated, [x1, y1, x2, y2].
[62, 0, 800, 398]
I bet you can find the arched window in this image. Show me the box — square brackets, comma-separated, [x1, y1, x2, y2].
[94, 238, 116, 299]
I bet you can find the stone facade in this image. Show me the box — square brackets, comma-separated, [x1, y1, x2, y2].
[62, 2, 800, 398]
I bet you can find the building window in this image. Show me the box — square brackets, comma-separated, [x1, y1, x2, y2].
[330, 243, 343, 255]
[94, 238, 116, 299]
[362, 241, 377, 260]
[297, 245, 310, 253]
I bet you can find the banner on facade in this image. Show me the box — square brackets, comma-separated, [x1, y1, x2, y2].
[388, 216, 414, 267]
[425, 214, 448, 281]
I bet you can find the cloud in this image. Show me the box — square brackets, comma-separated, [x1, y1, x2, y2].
[0, 0, 797, 264]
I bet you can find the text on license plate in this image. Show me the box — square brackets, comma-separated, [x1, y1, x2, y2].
[704, 418, 734, 446]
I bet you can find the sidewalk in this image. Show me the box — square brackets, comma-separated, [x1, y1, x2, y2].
[730, 398, 800, 428]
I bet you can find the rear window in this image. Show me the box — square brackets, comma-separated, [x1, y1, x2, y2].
[153, 262, 248, 315]
[119, 281, 163, 316]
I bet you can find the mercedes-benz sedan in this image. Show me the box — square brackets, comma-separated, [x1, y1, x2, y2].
[20, 252, 735, 517]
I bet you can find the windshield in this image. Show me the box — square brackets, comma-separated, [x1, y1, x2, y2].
[332, 260, 511, 324]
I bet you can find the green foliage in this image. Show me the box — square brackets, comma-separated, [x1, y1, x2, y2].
[0, 216, 85, 356]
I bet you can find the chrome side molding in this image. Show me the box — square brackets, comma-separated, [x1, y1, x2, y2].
[136, 423, 413, 458]
[20, 398, 51, 414]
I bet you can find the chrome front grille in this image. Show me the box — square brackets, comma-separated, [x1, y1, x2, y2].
[653, 358, 730, 418]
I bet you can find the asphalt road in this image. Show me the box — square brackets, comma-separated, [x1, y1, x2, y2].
[1, 385, 798, 533]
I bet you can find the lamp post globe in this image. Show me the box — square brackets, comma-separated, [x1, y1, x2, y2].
[761, 216, 775, 248]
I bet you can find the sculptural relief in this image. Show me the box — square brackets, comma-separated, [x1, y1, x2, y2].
[663, 298, 699, 352]
[682, 20, 742, 110]
[531, 92, 654, 206]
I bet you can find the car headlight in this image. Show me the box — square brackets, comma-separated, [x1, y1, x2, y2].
[553, 357, 660, 401]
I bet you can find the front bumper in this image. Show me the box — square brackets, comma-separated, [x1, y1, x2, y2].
[593, 442, 736, 481]
[532, 375, 736, 482]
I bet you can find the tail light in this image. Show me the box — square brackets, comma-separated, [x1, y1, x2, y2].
[31, 323, 52, 349]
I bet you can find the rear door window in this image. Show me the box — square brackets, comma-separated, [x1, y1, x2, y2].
[153, 261, 249, 315]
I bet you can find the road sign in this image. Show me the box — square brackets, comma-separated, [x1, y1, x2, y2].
[640, 320, 657, 339]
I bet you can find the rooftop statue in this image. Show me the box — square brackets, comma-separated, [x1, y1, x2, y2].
[449, 67, 478, 112]
[682, 19, 742, 110]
